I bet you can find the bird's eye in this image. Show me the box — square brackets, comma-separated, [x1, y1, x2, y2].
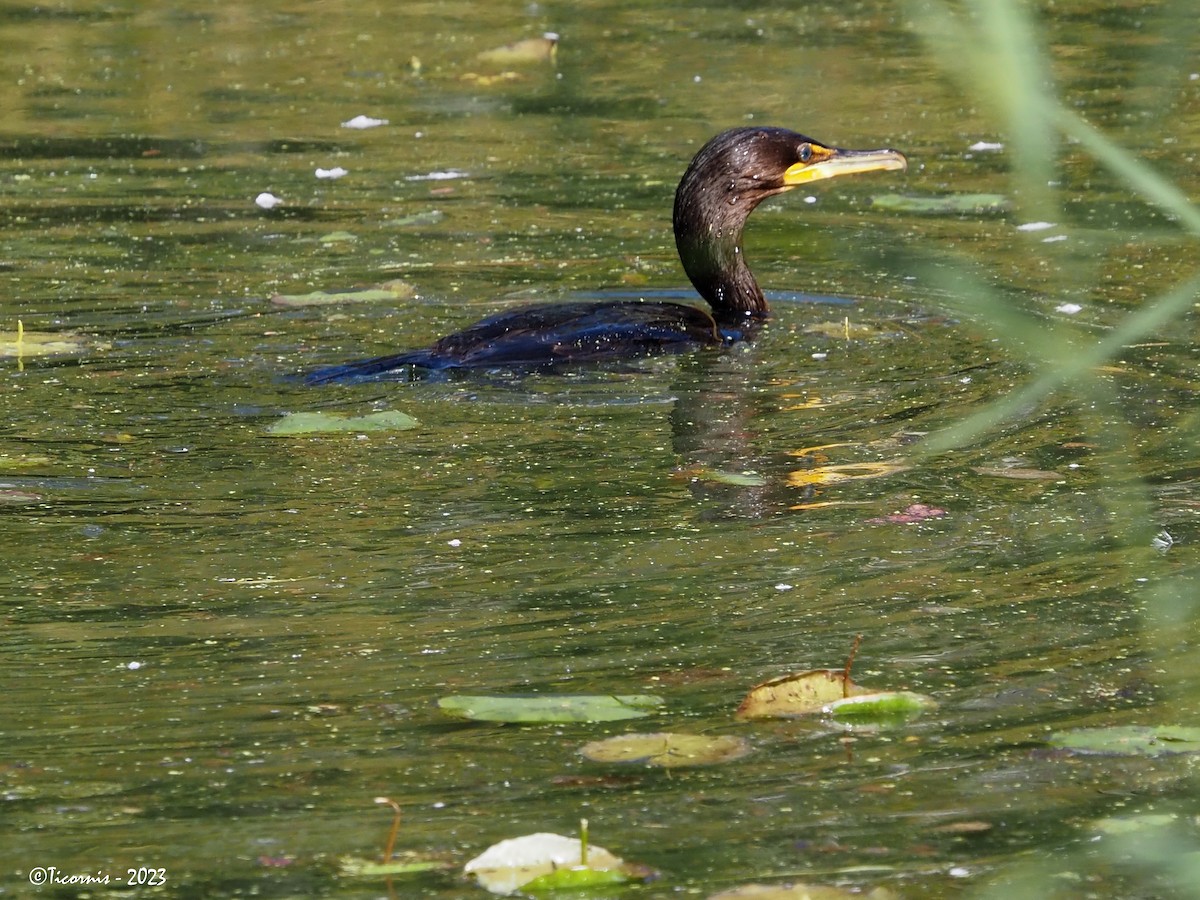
[798, 143, 813, 163]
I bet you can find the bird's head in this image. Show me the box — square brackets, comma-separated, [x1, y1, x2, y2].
[673, 127, 907, 320]
[680, 126, 907, 212]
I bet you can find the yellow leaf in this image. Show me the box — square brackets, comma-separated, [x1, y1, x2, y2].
[736, 670, 869, 720]
[476, 33, 559, 66]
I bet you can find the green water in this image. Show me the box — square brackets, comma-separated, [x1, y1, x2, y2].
[2, 1, 1197, 897]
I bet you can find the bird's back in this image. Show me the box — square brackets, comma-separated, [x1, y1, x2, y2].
[304, 299, 724, 383]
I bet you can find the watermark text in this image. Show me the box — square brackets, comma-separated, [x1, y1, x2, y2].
[28, 866, 167, 887]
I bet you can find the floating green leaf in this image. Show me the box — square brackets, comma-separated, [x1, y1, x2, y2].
[521, 865, 631, 892]
[464, 832, 648, 896]
[580, 732, 751, 768]
[1048, 726, 1200, 757]
[0, 330, 109, 358]
[438, 693, 663, 724]
[267, 410, 418, 435]
[825, 691, 937, 723]
[0, 453, 53, 470]
[872, 192, 1010, 215]
[339, 854, 449, 877]
[709, 470, 767, 487]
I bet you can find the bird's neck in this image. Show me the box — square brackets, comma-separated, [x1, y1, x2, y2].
[675, 228, 767, 323]
[673, 183, 771, 324]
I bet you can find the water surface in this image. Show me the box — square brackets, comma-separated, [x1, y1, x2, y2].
[2, 1, 1197, 897]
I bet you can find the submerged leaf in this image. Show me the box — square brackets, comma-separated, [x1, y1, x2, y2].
[865, 503, 948, 525]
[707, 470, 768, 487]
[0, 489, 42, 505]
[786, 460, 909, 487]
[711, 883, 898, 899]
[801, 320, 883, 339]
[580, 732, 751, 768]
[676, 465, 767, 487]
[476, 32, 559, 66]
[317, 230, 358, 244]
[267, 410, 418, 435]
[460, 71, 523, 87]
[972, 465, 1064, 481]
[1091, 813, 1180, 836]
[0, 453, 53, 470]
[438, 694, 663, 724]
[339, 853, 449, 877]
[271, 280, 416, 307]
[1048, 725, 1200, 757]
[872, 192, 1010, 215]
[385, 210, 445, 228]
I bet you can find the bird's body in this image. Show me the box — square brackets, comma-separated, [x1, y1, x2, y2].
[305, 127, 905, 384]
[307, 300, 727, 378]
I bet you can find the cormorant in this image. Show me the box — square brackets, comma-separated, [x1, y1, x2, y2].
[305, 127, 905, 383]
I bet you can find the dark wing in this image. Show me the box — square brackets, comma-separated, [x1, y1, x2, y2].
[437, 301, 723, 366]
[304, 348, 443, 384]
[305, 300, 722, 383]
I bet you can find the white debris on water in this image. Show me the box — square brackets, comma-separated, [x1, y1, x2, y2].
[341, 114, 388, 129]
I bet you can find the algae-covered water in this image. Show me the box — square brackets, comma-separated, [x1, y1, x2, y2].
[2, 2, 1197, 897]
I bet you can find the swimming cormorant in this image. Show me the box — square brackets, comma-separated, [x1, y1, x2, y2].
[305, 127, 905, 383]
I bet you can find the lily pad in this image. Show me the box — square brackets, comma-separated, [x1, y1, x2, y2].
[580, 732, 751, 768]
[872, 192, 1010, 215]
[1048, 725, 1200, 757]
[464, 832, 645, 896]
[266, 410, 418, 435]
[736, 669, 870, 719]
[271, 280, 416, 308]
[438, 693, 663, 724]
